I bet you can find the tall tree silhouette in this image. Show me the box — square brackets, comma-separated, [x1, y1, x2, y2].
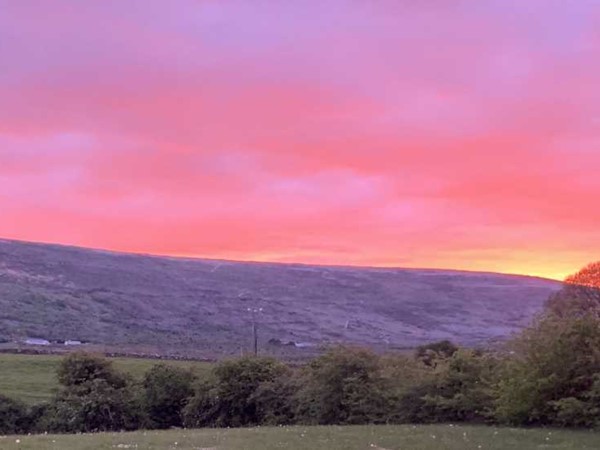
[547, 262, 600, 317]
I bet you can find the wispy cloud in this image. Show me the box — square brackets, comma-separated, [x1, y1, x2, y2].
[1, 0, 599, 279]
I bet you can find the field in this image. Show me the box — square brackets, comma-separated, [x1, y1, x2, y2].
[0, 353, 212, 404]
[2, 425, 599, 450]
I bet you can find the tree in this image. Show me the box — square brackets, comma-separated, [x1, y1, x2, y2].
[57, 352, 127, 389]
[495, 313, 600, 426]
[421, 349, 497, 423]
[41, 352, 143, 432]
[184, 357, 289, 427]
[143, 364, 195, 429]
[496, 262, 600, 426]
[250, 370, 298, 425]
[415, 340, 459, 367]
[295, 347, 388, 425]
[0, 395, 28, 434]
[546, 261, 600, 317]
[379, 354, 435, 423]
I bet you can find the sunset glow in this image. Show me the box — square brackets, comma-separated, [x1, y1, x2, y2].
[2, 1, 599, 280]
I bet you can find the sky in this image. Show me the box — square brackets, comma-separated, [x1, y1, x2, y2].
[1, 1, 599, 280]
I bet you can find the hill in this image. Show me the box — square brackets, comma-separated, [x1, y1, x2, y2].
[0, 239, 561, 357]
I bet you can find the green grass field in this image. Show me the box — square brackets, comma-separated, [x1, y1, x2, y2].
[1, 425, 599, 450]
[0, 353, 212, 404]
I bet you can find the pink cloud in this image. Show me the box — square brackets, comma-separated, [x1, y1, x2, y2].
[1, 1, 599, 280]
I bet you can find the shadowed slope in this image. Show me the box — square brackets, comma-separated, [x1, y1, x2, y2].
[0, 239, 560, 356]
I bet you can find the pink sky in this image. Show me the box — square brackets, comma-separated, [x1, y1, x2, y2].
[1, 1, 599, 280]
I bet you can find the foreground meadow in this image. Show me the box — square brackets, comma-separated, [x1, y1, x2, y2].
[2, 425, 599, 450]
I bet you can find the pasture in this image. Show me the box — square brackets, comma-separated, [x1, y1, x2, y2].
[2, 425, 599, 450]
[0, 353, 212, 404]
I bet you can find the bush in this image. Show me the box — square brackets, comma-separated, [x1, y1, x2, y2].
[182, 378, 218, 428]
[41, 379, 144, 433]
[495, 313, 600, 426]
[57, 352, 127, 389]
[0, 394, 28, 434]
[250, 369, 298, 425]
[377, 354, 433, 423]
[421, 349, 497, 423]
[143, 364, 195, 429]
[39, 352, 144, 432]
[415, 340, 459, 367]
[550, 397, 598, 428]
[295, 347, 388, 425]
[183, 357, 289, 428]
[22, 403, 53, 434]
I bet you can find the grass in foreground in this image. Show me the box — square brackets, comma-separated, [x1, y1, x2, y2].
[2, 425, 600, 450]
[0, 353, 212, 404]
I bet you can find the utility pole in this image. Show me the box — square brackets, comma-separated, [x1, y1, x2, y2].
[253, 319, 258, 356]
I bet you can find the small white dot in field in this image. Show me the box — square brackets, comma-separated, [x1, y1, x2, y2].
[431, 435, 436, 439]
[15, 439, 20, 444]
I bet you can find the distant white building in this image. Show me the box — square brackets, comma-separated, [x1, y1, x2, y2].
[24, 338, 50, 346]
[64, 340, 82, 346]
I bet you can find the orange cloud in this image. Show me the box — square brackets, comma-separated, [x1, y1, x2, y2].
[1, 1, 599, 280]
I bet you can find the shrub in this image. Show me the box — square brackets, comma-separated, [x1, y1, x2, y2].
[57, 352, 127, 389]
[23, 403, 53, 434]
[143, 364, 196, 429]
[183, 357, 289, 427]
[495, 313, 600, 426]
[41, 379, 144, 433]
[415, 340, 459, 367]
[182, 378, 218, 428]
[550, 397, 598, 428]
[421, 349, 497, 423]
[378, 354, 434, 423]
[40, 352, 144, 432]
[295, 347, 388, 425]
[250, 369, 298, 425]
[0, 394, 28, 434]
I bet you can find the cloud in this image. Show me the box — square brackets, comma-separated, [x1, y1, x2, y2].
[1, 0, 599, 279]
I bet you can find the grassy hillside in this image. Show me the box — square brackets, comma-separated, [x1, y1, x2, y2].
[0, 353, 212, 404]
[2, 425, 599, 449]
[0, 239, 561, 356]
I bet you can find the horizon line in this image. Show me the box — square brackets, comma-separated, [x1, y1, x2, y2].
[0, 236, 565, 282]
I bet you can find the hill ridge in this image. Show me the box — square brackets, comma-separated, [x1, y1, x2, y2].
[0, 238, 561, 357]
[0, 237, 559, 282]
